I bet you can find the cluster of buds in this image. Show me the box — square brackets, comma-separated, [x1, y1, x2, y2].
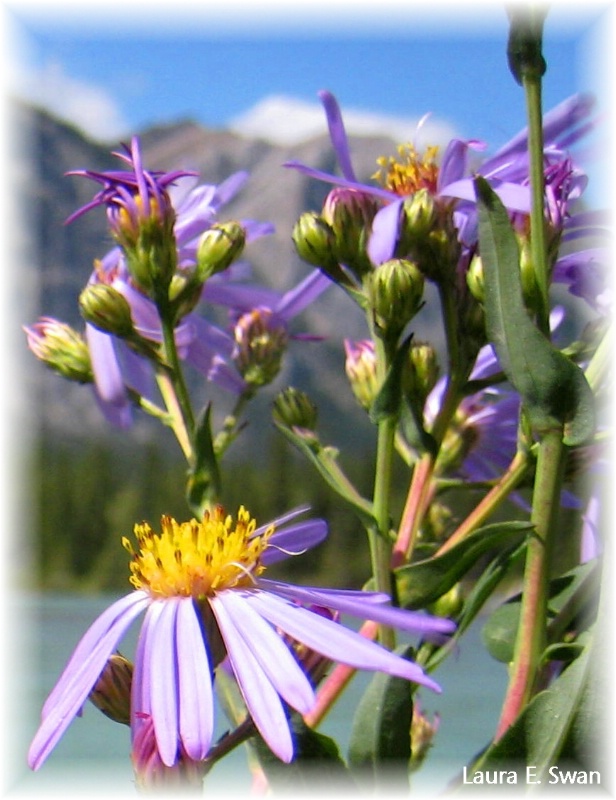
[396, 190, 461, 284]
[169, 221, 246, 321]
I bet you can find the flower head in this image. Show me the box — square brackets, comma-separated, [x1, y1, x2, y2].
[28, 506, 454, 772]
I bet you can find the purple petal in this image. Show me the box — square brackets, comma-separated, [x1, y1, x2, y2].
[283, 161, 395, 202]
[258, 579, 455, 637]
[214, 592, 315, 713]
[439, 178, 531, 214]
[210, 596, 294, 762]
[367, 200, 404, 265]
[262, 519, 328, 566]
[202, 281, 282, 312]
[245, 590, 442, 692]
[176, 598, 214, 760]
[29, 592, 149, 770]
[147, 600, 180, 767]
[317, 90, 357, 182]
[86, 324, 129, 406]
[274, 270, 331, 320]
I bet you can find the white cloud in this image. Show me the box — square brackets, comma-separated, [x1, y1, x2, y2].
[229, 94, 457, 147]
[15, 60, 130, 142]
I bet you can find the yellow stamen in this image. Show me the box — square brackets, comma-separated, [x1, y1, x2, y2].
[373, 144, 440, 197]
[123, 506, 274, 599]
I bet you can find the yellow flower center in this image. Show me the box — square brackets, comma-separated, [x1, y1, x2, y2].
[373, 144, 440, 196]
[123, 506, 274, 599]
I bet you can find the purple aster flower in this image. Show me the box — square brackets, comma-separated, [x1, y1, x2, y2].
[28, 505, 454, 772]
[286, 90, 599, 275]
[64, 136, 276, 426]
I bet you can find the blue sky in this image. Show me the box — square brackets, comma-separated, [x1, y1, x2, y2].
[5, 0, 613, 158]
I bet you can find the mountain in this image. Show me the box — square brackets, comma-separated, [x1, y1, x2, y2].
[12, 99, 442, 458]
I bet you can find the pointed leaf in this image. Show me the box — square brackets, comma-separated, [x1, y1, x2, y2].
[475, 175, 595, 445]
[255, 713, 355, 791]
[394, 521, 532, 610]
[186, 404, 221, 515]
[347, 644, 415, 792]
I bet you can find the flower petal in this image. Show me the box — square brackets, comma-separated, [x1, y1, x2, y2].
[29, 592, 149, 770]
[215, 592, 315, 713]
[209, 596, 294, 762]
[262, 520, 328, 566]
[317, 90, 357, 182]
[176, 598, 214, 761]
[367, 200, 404, 265]
[257, 578, 456, 637]
[147, 600, 180, 767]
[244, 591, 442, 692]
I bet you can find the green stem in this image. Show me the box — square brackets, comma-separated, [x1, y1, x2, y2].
[159, 313, 196, 460]
[436, 449, 530, 556]
[370, 336, 397, 648]
[495, 427, 565, 739]
[523, 72, 550, 334]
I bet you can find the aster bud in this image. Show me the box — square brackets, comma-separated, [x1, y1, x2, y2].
[405, 341, 439, 406]
[233, 308, 289, 388]
[24, 318, 93, 383]
[466, 254, 485, 303]
[292, 212, 348, 284]
[321, 187, 379, 277]
[79, 284, 135, 338]
[119, 202, 178, 301]
[196, 221, 246, 281]
[400, 188, 438, 242]
[344, 339, 379, 411]
[368, 258, 424, 339]
[89, 653, 132, 725]
[397, 192, 460, 283]
[272, 386, 318, 431]
[409, 703, 440, 773]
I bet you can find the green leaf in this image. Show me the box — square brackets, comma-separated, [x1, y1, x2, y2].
[347, 644, 415, 792]
[475, 176, 595, 445]
[369, 334, 413, 423]
[481, 561, 599, 664]
[481, 602, 521, 663]
[186, 404, 221, 515]
[394, 521, 532, 610]
[255, 713, 356, 792]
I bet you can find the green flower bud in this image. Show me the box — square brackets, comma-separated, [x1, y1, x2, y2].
[368, 258, 424, 339]
[233, 308, 289, 388]
[410, 703, 440, 773]
[344, 339, 379, 411]
[89, 653, 133, 725]
[321, 187, 379, 278]
[272, 386, 319, 431]
[466, 254, 485, 303]
[120, 209, 178, 301]
[405, 341, 439, 405]
[79, 284, 135, 338]
[292, 212, 351, 285]
[196, 221, 246, 281]
[397, 194, 461, 283]
[401, 188, 438, 242]
[24, 318, 93, 383]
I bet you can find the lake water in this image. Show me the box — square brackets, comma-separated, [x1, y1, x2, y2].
[6, 592, 508, 796]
